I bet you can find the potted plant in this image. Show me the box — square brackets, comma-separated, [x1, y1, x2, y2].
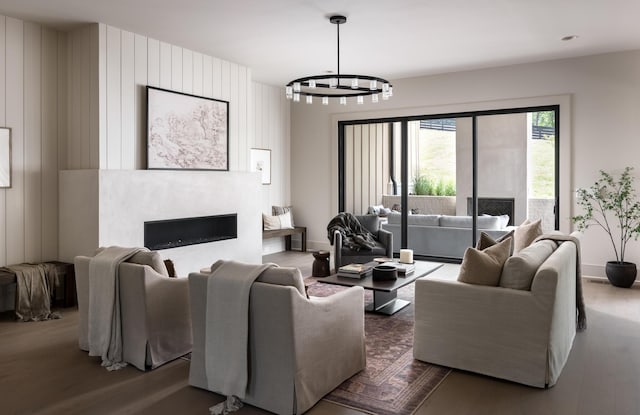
[572, 167, 640, 288]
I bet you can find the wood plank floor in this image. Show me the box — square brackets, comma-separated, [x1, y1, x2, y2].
[0, 251, 638, 415]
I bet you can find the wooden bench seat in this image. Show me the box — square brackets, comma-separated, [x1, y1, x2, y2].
[262, 226, 307, 252]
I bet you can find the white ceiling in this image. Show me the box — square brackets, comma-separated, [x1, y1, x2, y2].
[1, 0, 640, 86]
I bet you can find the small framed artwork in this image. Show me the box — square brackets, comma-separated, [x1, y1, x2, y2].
[250, 148, 271, 185]
[0, 128, 11, 188]
[146, 86, 229, 170]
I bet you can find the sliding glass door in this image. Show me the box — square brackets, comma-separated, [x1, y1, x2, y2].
[338, 106, 559, 262]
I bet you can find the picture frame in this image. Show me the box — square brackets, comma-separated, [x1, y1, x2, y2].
[250, 148, 271, 185]
[146, 86, 229, 170]
[0, 128, 11, 188]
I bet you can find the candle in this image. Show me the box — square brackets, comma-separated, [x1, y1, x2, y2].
[399, 249, 413, 264]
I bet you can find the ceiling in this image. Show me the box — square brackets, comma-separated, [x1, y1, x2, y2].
[1, 0, 640, 86]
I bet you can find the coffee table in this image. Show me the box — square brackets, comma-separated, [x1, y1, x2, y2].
[321, 261, 443, 315]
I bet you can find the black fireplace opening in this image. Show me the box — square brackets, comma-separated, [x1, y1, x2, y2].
[466, 197, 515, 226]
[144, 214, 237, 250]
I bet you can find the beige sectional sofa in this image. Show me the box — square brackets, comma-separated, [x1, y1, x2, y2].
[413, 232, 581, 387]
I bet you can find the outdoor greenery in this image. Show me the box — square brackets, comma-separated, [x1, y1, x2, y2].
[572, 167, 640, 263]
[413, 174, 456, 196]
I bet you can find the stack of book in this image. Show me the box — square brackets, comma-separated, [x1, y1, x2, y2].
[337, 263, 373, 278]
[379, 261, 415, 276]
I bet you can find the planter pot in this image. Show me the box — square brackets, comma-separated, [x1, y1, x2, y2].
[605, 261, 637, 288]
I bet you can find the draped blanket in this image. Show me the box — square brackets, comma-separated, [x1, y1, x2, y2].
[327, 212, 377, 251]
[535, 234, 587, 331]
[205, 260, 275, 413]
[88, 246, 146, 370]
[4, 263, 60, 322]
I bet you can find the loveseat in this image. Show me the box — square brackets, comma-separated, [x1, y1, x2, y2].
[381, 213, 512, 259]
[413, 231, 581, 387]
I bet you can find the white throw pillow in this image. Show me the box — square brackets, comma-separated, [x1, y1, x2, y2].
[263, 211, 294, 230]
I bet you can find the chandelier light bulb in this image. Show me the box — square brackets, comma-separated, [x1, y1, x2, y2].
[357, 96, 364, 105]
[382, 91, 389, 100]
[382, 83, 390, 93]
[322, 96, 329, 105]
[308, 80, 316, 88]
[306, 95, 313, 104]
[369, 80, 377, 91]
[340, 96, 347, 105]
[388, 86, 393, 97]
[329, 78, 337, 89]
[293, 82, 301, 93]
[351, 78, 359, 89]
[285, 86, 293, 99]
[372, 94, 379, 103]
[293, 93, 300, 102]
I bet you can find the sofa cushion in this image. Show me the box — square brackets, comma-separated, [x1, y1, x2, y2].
[500, 240, 557, 290]
[457, 237, 512, 286]
[128, 251, 170, 277]
[476, 230, 515, 255]
[440, 215, 502, 230]
[514, 219, 543, 253]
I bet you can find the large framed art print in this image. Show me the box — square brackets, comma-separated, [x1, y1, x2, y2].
[146, 86, 229, 170]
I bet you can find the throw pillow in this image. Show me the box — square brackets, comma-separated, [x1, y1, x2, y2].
[458, 238, 511, 287]
[272, 205, 295, 227]
[262, 211, 294, 230]
[514, 219, 543, 253]
[457, 236, 512, 286]
[476, 230, 515, 255]
[500, 240, 557, 290]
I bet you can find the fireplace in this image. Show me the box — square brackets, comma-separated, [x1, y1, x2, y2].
[466, 198, 515, 226]
[144, 214, 237, 250]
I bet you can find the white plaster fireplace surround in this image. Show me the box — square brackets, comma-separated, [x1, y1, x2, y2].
[59, 169, 262, 276]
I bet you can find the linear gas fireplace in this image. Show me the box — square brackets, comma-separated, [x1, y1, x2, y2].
[144, 214, 237, 250]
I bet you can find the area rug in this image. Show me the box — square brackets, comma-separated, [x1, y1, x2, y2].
[306, 279, 450, 415]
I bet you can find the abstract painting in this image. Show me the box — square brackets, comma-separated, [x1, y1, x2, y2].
[147, 86, 229, 170]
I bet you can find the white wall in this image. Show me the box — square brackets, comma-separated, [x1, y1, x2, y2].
[0, 16, 66, 267]
[59, 170, 262, 276]
[291, 50, 640, 277]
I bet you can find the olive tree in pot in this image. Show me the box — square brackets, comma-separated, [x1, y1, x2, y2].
[572, 167, 640, 288]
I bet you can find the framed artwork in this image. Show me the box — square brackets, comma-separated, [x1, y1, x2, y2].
[0, 128, 10, 188]
[146, 86, 229, 170]
[250, 148, 271, 185]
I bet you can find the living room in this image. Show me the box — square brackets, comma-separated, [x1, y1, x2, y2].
[1, 1, 640, 414]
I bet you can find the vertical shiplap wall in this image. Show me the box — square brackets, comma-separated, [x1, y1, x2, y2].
[0, 15, 66, 267]
[252, 82, 291, 253]
[344, 123, 390, 215]
[67, 23, 253, 171]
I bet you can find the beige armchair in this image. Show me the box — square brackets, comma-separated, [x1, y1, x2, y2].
[75, 252, 192, 371]
[188, 266, 366, 415]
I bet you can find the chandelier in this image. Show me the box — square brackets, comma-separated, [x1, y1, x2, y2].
[285, 15, 393, 105]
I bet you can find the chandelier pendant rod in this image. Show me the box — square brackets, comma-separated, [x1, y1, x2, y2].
[336, 18, 340, 76]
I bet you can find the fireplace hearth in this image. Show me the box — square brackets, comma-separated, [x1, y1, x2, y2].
[144, 214, 237, 250]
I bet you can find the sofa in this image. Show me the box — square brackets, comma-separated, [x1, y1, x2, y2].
[188, 265, 365, 414]
[381, 213, 512, 259]
[413, 231, 581, 387]
[75, 252, 192, 371]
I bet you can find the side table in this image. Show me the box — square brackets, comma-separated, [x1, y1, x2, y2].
[312, 251, 331, 277]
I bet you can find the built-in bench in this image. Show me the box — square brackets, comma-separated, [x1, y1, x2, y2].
[262, 226, 307, 252]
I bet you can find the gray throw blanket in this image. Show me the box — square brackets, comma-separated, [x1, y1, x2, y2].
[535, 233, 587, 331]
[88, 246, 147, 370]
[205, 260, 275, 414]
[327, 212, 377, 251]
[4, 263, 60, 322]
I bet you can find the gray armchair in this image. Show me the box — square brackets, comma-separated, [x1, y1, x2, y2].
[188, 265, 365, 414]
[333, 214, 393, 272]
[74, 251, 192, 371]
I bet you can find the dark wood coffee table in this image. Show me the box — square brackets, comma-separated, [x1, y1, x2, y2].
[321, 261, 443, 315]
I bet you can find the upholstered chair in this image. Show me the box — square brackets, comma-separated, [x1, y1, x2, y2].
[188, 265, 366, 415]
[74, 251, 192, 371]
[333, 214, 393, 272]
